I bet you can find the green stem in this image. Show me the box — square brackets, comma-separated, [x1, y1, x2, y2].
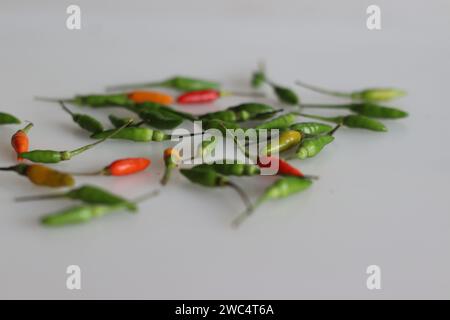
[160, 167, 172, 186]
[105, 81, 166, 92]
[295, 112, 341, 124]
[59, 101, 74, 116]
[295, 80, 352, 98]
[35, 96, 74, 103]
[226, 181, 253, 214]
[15, 193, 66, 202]
[132, 190, 160, 203]
[231, 197, 265, 228]
[301, 103, 352, 109]
[68, 120, 132, 158]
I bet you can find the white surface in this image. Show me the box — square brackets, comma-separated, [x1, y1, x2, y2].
[0, 0, 449, 299]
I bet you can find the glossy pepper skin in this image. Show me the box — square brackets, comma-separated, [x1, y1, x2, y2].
[177, 89, 221, 104]
[194, 163, 261, 176]
[104, 158, 151, 176]
[289, 122, 333, 136]
[91, 127, 169, 142]
[263, 130, 302, 155]
[255, 113, 297, 130]
[0, 112, 21, 125]
[11, 123, 33, 160]
[295, 135, 335, 159]
[0, 164, 75, 187]
[127, 91, 173, 105]
[232, 176, 313, 227]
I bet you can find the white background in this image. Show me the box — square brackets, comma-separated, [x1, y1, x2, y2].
[0, 0, 449, 299]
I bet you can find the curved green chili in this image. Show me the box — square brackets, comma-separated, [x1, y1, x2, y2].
[60, 101, 104, 134]
[0, 112, 20, 125]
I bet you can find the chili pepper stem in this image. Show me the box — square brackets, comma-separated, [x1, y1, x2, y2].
[231, 197, 264, 228]
[295, 112, 340, 124]
[21, 122, 34, 133]
[300, 103, 350, 109]
[226, 181, 253, 214]
[68, 120, 132, 158]
[160, 168, 172, 186]
[220, 91, 266, 98]
[132, 190, 160, 203]
[35, 96, 74, 103]
[15, 193, 66, 202]
[295, 80, 351, 98]
[106, 81, 165, 92]
[59, 101, 74, 116]
[328, 124, 341, 136]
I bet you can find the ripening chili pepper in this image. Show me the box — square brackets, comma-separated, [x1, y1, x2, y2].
[0, 112, 21, 125]
[262, 130, 302, 155]
[289, 122, 333, 136]
[19, 121, 131, 163]
[199, 103, 278, 122]
[195, 163, 261, 176]
[127, 90, 174, 105]
[106, 76, 221, 92]
[60, 101, 104, 134]
[161, 147, 181, 185]
[74, 158, 151, 176]
[257, 156, 304, 177]
[300, 102, 408, 119]
[299, 113, 387, 132]
[180, 166, 252, 211]
[295, 80, 406, 102]
[16, 184, 137, 211]
[255, 113, 297, 130]
[36, 94, 133, 108]
[11, 122, 33, 161]
[0, 164, 75, 187]
[176, 89, 264, 105]
[232, 176, 313, 227]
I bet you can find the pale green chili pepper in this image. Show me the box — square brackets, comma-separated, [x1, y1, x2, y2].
[289, 122, 333, 135]
[299, 113, 387, 132]
[295, 135, 335, 159]
[232, 176, 313, 227]
[295, 80, 406, 102]
[255, 113, 297, 130]
[300, 102, 408, 119]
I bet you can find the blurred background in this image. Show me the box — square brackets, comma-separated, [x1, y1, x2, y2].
[0, 0, 449, 299]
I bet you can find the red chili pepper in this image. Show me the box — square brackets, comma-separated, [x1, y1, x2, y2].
[11, 123, 33, 161]
[257, 156, 304, 177]
[104, 158, 151, 176]
[177, 89, 221, 104]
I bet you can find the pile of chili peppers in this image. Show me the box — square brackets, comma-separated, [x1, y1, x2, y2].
[0, 65, 408, 228]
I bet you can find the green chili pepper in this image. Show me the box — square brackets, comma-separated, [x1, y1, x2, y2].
[202, 119, 242, 134]
[36, 94, 133, 108]
[197, 136, 218, 160]
[299, 113, 387, 132]
[0, 112, 20, 125]
[136, 108, 184, 130]
[271, 84, 300, 105]
[200, 103, 276, 122]
[16, 185, 136, 211]
[132, 102, 196, 121]
[251, 63, 266, 89]
[109, 115, 136, 128]
[232, 176, 313, 227]
[295, 135, 335, 159]
[19, 121, 131, 163]
[262, 130, 302, 155]
[255, 113, 297, 130]
[289, 122, 333, 135]
[195, 163, 261, 176]
[301, 102, 408, 119]
[295, 80, 406, 102]
[180, 166, 252, 211]
[107, 76, 220, 92]
[60, 101, 104, 134]
[91, 127, 169, 142]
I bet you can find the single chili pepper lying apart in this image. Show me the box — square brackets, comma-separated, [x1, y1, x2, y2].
[127, 91, 174, 105]
[19, 120, 131, 163]
[0, 164, 75, 187]
[16, 185, 137, 211]
[298, 113, 387, 132]
[106, 76, 221, 92]
[300, 102, 408, 119]
[177, 89, 264, 104]
[161, 148, 181, 185]
[250, 65, 300, 105]
[255, 113, 297, 130]
[295, 80, 406, 102]
[0, 112, 21, 125]
[180, 166, 252, 212]
[262, 130, 303, 155]
[60, 101, 104, 134]
[11, 122, 33, 161]
[90, 127, 201, 142]
[232, 176, 313, 227]
[40, 190, 159, 226]
[289, 122, 333, 136]
[199, 103, 279, 122]
[73, 158, 151, 176]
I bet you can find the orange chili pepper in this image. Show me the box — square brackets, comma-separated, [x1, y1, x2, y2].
[127, 91, 173, 105]
[11, 122, 33, 161]
[257, 155, 304, 177]
[105, 158, 151, 176]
